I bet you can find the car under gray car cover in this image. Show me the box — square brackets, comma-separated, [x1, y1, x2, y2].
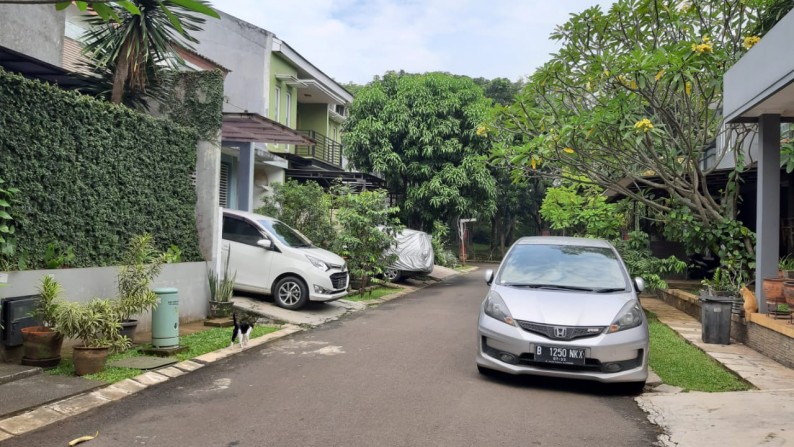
[386, 229, 434, 272]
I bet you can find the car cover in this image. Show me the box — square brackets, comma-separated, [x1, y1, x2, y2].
[386, 229, 434, 272]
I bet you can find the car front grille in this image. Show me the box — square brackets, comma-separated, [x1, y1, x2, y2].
[330, 272, 348, 290]
[516, 320, 606, 341]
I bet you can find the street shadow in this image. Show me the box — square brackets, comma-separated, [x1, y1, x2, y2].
[477, 369, 644, 397]
[232, 290, 333, 311]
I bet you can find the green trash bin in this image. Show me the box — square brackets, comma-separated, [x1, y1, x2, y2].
[152, 287, 179, 348]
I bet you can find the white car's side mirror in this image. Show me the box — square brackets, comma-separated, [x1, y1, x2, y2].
[634, 277, 645, 293]
[257, 239, 273, 250]
[485, 269, 494, 285]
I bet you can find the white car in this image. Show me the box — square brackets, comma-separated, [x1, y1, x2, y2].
[221, 209, 349, 310]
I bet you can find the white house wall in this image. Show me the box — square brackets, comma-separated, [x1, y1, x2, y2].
[0, 4, 65, 67]
[191, 11, 273, 117]
[1, 263, 211, 332]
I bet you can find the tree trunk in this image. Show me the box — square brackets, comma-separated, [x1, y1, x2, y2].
[111, 53, 130, 104]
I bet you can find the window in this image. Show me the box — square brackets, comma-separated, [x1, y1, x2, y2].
[285, 91, 292, 127]
[222, 216, 266, 246]
[219, 161, 230, 207]
[274, 86, 281, 122]
[258, 219, 312, 248]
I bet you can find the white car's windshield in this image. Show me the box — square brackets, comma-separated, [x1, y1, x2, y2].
[498, 244, 628, 291]
[259, 220, 313, 248]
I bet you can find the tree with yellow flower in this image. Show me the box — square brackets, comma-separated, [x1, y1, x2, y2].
[492, 0, 787, 268]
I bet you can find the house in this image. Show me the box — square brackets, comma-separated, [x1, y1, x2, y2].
[724, 7, 794, 311]
[191, 10, 383, 212]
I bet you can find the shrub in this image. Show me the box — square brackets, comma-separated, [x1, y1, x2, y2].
[257, 180, 336, 249]
[612, 231, 686, 291]
[331, 185, 402, 285]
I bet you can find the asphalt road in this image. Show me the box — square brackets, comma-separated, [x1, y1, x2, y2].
[5, 268, 660, 447]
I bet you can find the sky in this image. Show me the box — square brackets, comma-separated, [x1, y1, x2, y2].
[216, 0, 615, 85]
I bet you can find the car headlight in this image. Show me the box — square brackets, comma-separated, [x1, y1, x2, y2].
[483, 292, 516, 327]
[306, 255, 329, 272]
[608, 302, 643, 333]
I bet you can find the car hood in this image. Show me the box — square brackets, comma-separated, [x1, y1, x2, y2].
[301, 247, 347, 268]
[493, 284, 636, 326]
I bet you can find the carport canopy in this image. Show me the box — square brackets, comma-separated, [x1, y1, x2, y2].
[222, 112, 315, 145]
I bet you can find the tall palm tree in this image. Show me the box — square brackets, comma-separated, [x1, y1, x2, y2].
[81, 0, 212, 105]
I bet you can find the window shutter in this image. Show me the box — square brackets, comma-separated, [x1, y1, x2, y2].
[219, 162, 230, 207]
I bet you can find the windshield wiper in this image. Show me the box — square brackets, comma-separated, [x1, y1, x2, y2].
[593, 287, 626, 293]
[503, 283, 595, 292]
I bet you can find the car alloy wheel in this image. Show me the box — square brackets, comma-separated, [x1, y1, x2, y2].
[274, 276, 309, 310]
[384, 268, 402, 282]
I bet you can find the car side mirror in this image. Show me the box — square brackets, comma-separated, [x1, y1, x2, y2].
[485, 269, 494, 285]
[634, 277, 645, 293]
[257, 239, 273, 250]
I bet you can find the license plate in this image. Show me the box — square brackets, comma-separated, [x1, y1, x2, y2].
[534, 345, 586, 365]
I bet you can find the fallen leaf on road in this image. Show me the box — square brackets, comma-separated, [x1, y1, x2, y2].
[68, 431, 98, 446]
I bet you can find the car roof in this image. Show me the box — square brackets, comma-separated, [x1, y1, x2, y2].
[222, 208, 276, 223]
[513, 236, 613, 248]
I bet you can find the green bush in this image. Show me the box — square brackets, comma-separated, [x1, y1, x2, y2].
[256, 180, 336, 249]
[0, 68, 201, 268]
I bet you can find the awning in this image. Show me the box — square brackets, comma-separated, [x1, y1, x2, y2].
[0, 45, 96, 90]
[222, 112, 315, 145]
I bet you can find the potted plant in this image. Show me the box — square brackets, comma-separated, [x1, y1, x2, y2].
[780, 255, 794, 279]
[207, 250, 235, 318]
[114, 234, 164, 342]
[55, 298, 130, 376]
[701, 267, 744, 314]
[20, 275, 65, 368]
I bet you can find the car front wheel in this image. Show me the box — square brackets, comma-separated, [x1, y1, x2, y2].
[274, 276, 309, 310]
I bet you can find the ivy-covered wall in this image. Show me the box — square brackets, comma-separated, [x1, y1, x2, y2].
[0, 68, 201, 268]
[160, 70, 224, 141]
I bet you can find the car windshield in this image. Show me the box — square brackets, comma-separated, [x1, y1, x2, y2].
[498, 244, 628, 291]
[258, 220, 313, 248]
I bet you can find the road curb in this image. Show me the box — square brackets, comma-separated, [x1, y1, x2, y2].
[0, 323, 304, 440]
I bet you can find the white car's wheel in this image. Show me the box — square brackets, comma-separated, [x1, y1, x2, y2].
[274, 276, 309, 310]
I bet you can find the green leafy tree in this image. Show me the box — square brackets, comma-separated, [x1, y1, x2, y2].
[80, 0, 215, 105]
[494, 0, 775, 271]
[613, 231, 687, 291]
[256, 180, 336, 249]
[343, 71, 497, 231]
[331, 185, 402, 287]
[0, 0, 218, 26]
[539, 179, 625, 240]
[472, 77, 525, 107]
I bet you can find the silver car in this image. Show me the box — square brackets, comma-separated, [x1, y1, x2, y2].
[476, 236, 648, 393]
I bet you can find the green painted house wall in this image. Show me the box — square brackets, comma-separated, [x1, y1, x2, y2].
[269, 54, 298, 154]
[298, 103, 329, 137]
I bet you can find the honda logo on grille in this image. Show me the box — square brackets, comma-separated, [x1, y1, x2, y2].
[554, 327, 567, 338]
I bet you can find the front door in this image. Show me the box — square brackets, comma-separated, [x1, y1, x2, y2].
[221, 215, 275, 292]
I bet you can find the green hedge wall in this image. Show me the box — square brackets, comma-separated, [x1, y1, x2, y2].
[0, 68, 201, 268]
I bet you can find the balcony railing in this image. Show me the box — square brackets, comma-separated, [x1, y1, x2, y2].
[296, 130, 343, 168]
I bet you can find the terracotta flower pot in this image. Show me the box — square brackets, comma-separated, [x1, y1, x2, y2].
[763, 277, 787, 304]
[20, 326, 64, 368]
[72, 346, 110, 376]
[784, 281, 794, 306]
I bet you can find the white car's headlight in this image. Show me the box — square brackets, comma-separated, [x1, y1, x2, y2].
[608, 302, 644, 333]
[483, 292, 516, 327]
[306, 255, 330, 272]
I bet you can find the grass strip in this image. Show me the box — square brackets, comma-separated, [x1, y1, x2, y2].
[345, 286, 402, 302]
[647, 311, 751, 392]
[49, 325, 279, 383]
